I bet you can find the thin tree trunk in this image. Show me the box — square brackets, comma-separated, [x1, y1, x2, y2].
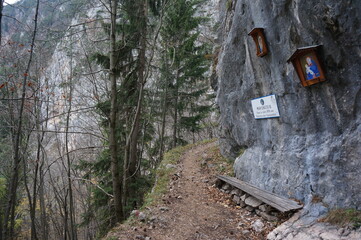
[0, 0, 4, 43]
[173, 70, 180, 148]
[39, 80, 50, 240]
[159, 82, 168, 161]
[39, 165, 48, 240]
[64, 190, 69, 240]
[122, 0, 148, 214]
[108, 0, 123, 222]
[65, 42, 77, 239]
[2, 1, 40, 238]
[23, 130, 39, 240]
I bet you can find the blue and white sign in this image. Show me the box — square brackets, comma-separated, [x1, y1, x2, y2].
[251, 94, 280, 119]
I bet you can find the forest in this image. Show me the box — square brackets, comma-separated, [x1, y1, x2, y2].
[0, 0, 217, 239]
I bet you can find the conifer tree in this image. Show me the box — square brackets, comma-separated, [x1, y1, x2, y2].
[159, 0, 211, 149]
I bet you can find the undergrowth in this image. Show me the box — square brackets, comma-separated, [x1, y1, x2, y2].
[199, 143, 243, 176]
[321, 208, 361, 229]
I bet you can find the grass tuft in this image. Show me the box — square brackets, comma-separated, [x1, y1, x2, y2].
[197, 141, 236, 176]
[321, 209, 361, 229]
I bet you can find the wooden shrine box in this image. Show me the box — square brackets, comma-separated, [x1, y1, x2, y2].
[287, 45, 326, 87]
[248, 28, 268, 57]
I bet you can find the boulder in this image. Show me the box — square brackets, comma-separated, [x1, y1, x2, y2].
[214, 0, 361, 211]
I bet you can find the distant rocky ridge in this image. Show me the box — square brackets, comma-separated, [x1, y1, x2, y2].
[213, 0, 361, 211]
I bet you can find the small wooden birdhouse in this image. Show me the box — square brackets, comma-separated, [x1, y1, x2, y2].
[287, 45, 326, 87]
[248, 28, 268, 57]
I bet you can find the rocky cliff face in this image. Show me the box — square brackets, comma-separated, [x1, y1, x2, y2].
[214, 0, 361, 210]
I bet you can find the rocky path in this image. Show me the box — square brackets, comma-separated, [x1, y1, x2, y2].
[107, 142, 273, 239]
[142, 142, 271, 240]
[106, 141, 361, 240]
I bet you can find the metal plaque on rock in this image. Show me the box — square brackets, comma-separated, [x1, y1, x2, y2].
[251, 95, 280, 119]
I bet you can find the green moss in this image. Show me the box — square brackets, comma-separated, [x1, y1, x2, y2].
[226, 0, 233, 11]
[0, 178, 6, 195]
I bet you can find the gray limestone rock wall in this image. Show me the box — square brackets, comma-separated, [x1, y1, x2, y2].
[214, 0, 361, 209]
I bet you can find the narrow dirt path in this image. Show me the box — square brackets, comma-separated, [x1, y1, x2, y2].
[108, 142, 272, 240]
[148, 141, 245, 240]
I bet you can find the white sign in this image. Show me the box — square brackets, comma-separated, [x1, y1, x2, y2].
[251, 94, 280, 119]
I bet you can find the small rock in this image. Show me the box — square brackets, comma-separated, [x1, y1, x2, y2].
[135, 235, 145, 240]
[242, 230, 251, 235]
[138, 212, 146, 221]
[165, 164, 176, 169]
[245, 196, 263, 208]
[338, 228, 351, 237]
[203, 179, 209, 183]
[149, 216, 157, 222]
[131, 210, 146, 221]
[259, 212, 278, 222]
[239, 201, 246, 208]
[241, 194, 247, 202]
[342, 229, 351, 236]
[238, 222, 245, 227]
[252, 219, 264, 232]
[177, 195, 182, 199]
[159, 207, 169, 211]
[222, 183, 231, 191]
[259, 204, 272, 213]
[231, 189, 240, 196]
[233, 195, 240, 204]
[245, 206, 254, 212]
[267, 231, 277, 240]
[145, 237, 151, 240]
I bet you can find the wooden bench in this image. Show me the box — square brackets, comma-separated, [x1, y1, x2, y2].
[217, 175, 303, 213]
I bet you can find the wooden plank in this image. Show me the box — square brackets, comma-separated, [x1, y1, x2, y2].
[219, 177, 292, 212]
[217, 175, 303, 212]
[220, 176, 301, 211]
[218, 176, 302, 212]
[218, 176, 299, 212]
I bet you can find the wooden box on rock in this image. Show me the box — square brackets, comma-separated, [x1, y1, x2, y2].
[248, 28, 268, 57]
[287, 45, 326, 87]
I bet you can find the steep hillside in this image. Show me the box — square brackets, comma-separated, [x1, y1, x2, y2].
[214, 0, 360, 210]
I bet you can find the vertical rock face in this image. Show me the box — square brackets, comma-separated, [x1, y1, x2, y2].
[214, 0, 361, 209]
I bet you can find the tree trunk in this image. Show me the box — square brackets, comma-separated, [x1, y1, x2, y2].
[173, 70, 180, 148]
[39, 165, 48, 240]
[109, 0, 123, 222]
[122, 0, 148, 214]
[2, 1, 40, 238]
[159, 82, 168, 161]
[0, 0, 3, 43]
[65, 48, 77, 239]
